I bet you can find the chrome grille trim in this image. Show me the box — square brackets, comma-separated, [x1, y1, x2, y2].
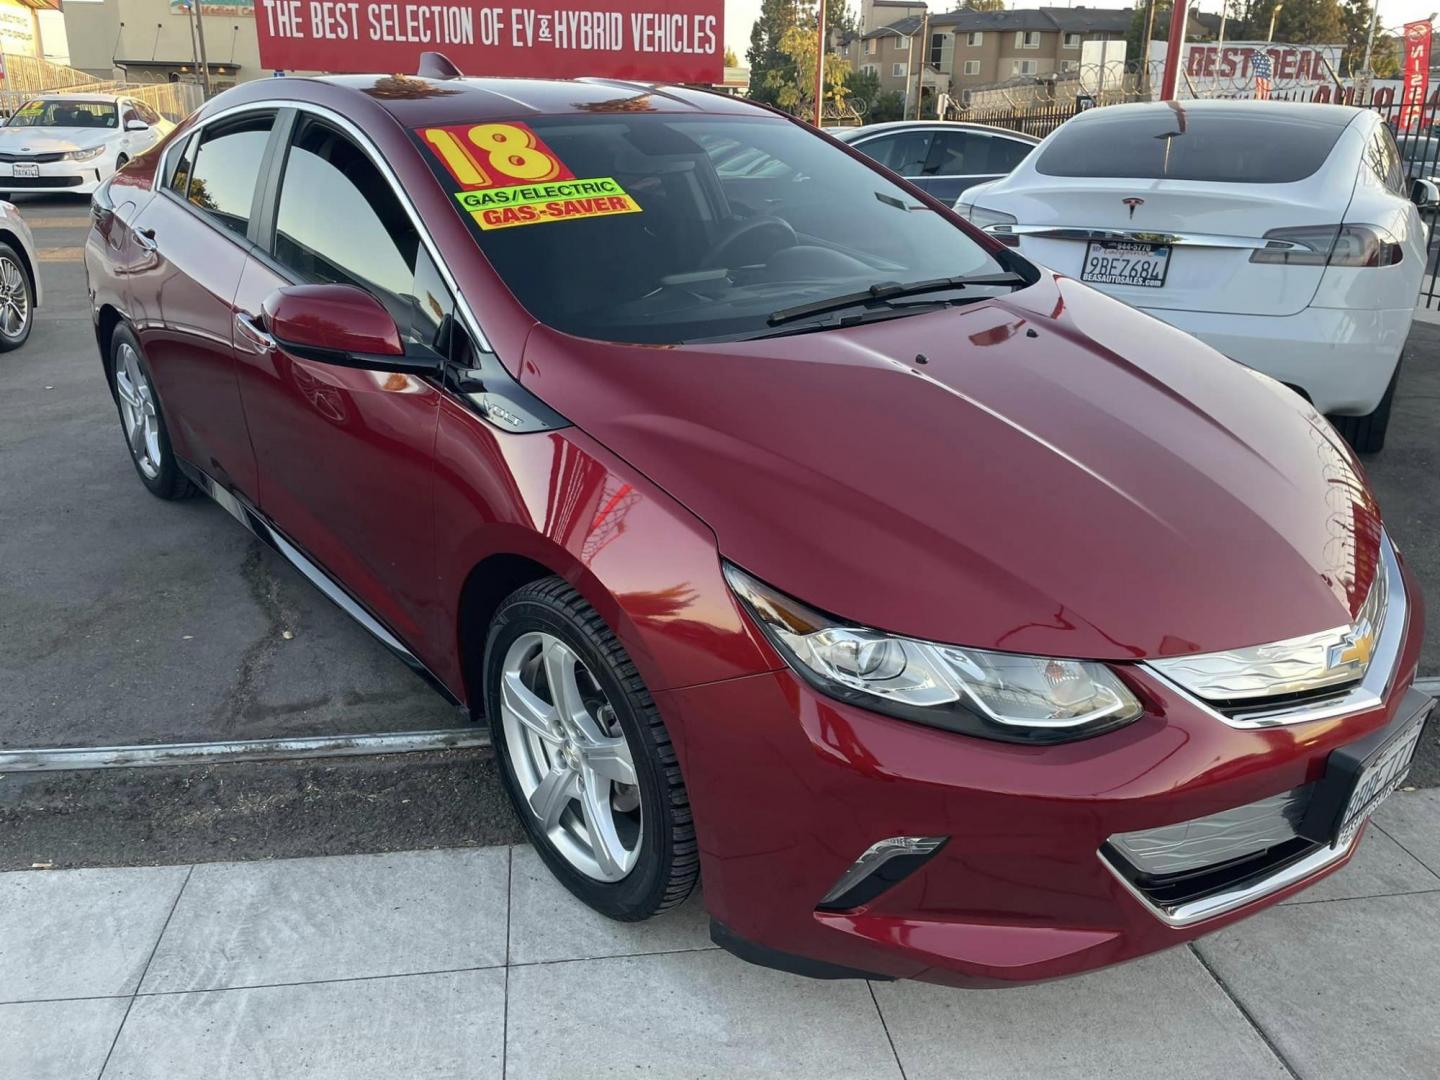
[1101, 833, 1355, 928]
[1108, 786, 1310, 876]
[1144, 534, 1406, 729]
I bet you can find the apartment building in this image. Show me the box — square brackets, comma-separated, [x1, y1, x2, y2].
[839, 6, 1133, 107]
[939, 8, 1131, 90]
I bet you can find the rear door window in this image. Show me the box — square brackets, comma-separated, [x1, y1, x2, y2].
[856, 130, 933, 176]
[182, 112, 275, 236]
[924, 130, 1032, 176]
[1035, 109, 1349, 183]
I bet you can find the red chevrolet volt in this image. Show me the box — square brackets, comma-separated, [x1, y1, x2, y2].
[86, 72, 1430, 987]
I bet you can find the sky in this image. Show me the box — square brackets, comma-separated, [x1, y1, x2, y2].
[722, 0, 1440, 62]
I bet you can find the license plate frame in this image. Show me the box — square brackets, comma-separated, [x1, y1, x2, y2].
[12, 162, 38, 179]
[1081, 239, 1171, 289]
[1299, 689, 1432, 848]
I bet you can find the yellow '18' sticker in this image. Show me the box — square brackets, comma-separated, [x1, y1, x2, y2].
[454, 178, 643, 231]
[418, 121, 643, 231]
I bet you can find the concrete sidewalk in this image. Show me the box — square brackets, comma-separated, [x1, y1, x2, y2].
[4, 791, 1439, 1080]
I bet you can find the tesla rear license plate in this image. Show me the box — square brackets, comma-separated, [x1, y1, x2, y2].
[11, 163, 37, 178]
[1301, 689, 1432, 849]
[1081, 240, 1170, 288]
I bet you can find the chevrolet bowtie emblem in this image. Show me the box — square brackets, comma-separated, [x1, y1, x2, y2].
[1327, 627, 1374, 674]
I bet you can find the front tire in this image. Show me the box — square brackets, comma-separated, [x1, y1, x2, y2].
[106, 324, 194, 499]
[0, 241, 32, 351]
[484, 577, 697, 921]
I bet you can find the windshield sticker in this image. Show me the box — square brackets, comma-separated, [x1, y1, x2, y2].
[418, 121, 642, 231]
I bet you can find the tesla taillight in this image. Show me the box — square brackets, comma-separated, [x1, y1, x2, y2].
[1250, 224, 1403, 267]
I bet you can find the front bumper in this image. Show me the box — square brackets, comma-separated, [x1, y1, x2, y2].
[0, 160, 106, 195]
[656, 564, 1426, 988]
[1139, 304, 1412, 417]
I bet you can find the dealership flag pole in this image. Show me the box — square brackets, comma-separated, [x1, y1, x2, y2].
[1159, 0, 1189, 100]
[814, 0, 827, 127]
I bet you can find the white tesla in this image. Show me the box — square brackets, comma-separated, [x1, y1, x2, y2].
[957, 100, 1433, 452]
[0, 94, 174, 201]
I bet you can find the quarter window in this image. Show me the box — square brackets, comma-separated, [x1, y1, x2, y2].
[272, 119, 452, 346]
[182, 112, 274, 236]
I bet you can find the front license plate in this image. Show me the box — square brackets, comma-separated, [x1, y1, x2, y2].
[1081, 240, 1170, 288]
[1335, 711, 1426, 846]
[12, 162, 37, 178]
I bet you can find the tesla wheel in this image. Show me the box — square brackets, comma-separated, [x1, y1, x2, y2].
[484, 577, 698, 920]
[107, 325, 194, 500]
[0, 242, 33, 351]
[1330, 363, 1398, 455]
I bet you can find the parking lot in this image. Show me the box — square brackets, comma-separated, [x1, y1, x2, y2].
[0, 193, 1437, 871]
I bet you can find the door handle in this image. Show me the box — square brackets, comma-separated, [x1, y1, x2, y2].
[234, 311, 277, 354]
[133, 226, 157, 252]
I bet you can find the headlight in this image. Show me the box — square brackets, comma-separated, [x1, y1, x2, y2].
[725, 564, 1143, 744]
[63, 146, 106, 162]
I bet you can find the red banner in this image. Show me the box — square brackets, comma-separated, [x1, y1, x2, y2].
[255, 1, 724, 83]
[1400, 20, 1432, 130]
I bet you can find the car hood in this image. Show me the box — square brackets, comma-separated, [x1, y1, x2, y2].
[518, 273, 1383, 661]
[0, 128, 112, 152]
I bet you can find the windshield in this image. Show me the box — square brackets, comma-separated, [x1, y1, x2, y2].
[411, 111, 1014, 344]
[7, 100, 118, 129]
[1035, 108, 1347, 184]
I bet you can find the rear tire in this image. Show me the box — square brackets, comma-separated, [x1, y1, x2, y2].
[484, 577, 697, 921]
[106, 324, 195, 500]
[1330, 363, 1399, 455]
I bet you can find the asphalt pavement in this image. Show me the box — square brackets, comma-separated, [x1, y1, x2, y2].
[0, 195, 1436, 871]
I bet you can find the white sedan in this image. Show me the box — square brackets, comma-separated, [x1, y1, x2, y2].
[0, 95, 174, 200]
[957, 100, 1431, 452]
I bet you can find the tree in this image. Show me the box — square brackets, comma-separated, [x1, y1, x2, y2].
[1235, 0, 1344, 44]
[952, 0, 1005, 10]
[844, 66, 881, 114]
[870, 90, 906, 121]
[724, 46, 739, 68]
[763, 13, 851, 116]
[747, 0, 799, 106]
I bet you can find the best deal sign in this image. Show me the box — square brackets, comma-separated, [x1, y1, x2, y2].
[256, 0, 724, 82]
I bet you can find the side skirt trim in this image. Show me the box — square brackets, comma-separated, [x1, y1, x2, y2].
[179, 459, 465, 710]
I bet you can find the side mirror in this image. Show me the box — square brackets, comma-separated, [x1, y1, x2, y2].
[260, 284, 442, 376]
[124, 118, 149, 132]
[1411, 177, 1439, 208]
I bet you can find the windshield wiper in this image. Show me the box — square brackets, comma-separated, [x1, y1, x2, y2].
[766, 273, 1027, 327]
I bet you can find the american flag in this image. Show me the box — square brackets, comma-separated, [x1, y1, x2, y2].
[1253, 52, 1272, 100]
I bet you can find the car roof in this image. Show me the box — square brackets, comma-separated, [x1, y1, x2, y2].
[33, 93, 123, 103]
[1065, 99, 1365, 128]
[836, 120, 1039, 143]
[291, 74, 771, 126]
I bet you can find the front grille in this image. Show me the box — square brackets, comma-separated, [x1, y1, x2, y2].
[2, 175, 83, 188]
[1108, 784, 1312, 876]
[1103, 784, 1322, 913]
[1145, 533, 1404, 728]
[0, 152, 64, 163]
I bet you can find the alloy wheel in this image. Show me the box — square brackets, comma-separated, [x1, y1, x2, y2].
[499, 631, 642, 882]
[0, 255, 28, 339]
[113, 343, 162, 479]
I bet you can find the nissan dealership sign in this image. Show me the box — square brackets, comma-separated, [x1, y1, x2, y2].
[256, 0, 724, 82]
